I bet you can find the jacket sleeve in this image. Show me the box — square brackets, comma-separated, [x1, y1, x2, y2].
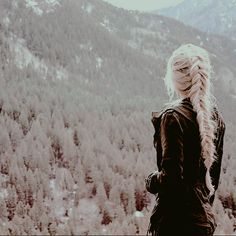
[209, 117, 226, 204]
[146, 110, 184, 194]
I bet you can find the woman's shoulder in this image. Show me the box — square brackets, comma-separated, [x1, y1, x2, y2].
[151, 105, 181, 133]
[163, 100, 196, 124]
[151, 105, 177, 123]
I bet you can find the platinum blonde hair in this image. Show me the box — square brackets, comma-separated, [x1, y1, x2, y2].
[164, 43, 217, 195]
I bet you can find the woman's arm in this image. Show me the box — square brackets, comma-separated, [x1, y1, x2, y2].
[209, 117, 226, 204]
[146, 110, 185, 194]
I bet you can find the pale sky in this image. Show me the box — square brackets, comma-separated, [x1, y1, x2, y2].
[102, 0, 185, 11]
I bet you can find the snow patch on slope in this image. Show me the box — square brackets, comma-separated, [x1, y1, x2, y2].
[45, 0, 61, 13]
[80, 42, 93, 51]
[3, 17, 10, 28]
[10, 36, 47, 71]
[100, 17, 114, 32]
[9, 34, 68, 80]
[81, 2, 94, 14]
[56, 69, 68, 80]
[45, 0, 60, 6]
[96, 57, 103, 69]
[25, 0, 43, 16]
[25, 0, 61, 15]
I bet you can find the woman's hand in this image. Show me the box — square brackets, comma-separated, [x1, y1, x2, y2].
[145, 170, 160, 194]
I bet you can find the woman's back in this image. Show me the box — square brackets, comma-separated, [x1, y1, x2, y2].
[168, 98, 225, 189]
[146, 97, 226, 236]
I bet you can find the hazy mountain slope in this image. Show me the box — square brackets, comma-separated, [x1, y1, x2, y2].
[87, 0, 236, 110]
[0, 0, 235, 234]
[155, 0, 236, 40]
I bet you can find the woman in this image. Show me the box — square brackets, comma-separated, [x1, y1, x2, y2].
[145, 43, 226, 236]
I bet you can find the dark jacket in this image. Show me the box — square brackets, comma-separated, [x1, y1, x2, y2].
[145, 97, 226, 236]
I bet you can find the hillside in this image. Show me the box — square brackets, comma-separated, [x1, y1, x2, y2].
[0, 0, 235, 234]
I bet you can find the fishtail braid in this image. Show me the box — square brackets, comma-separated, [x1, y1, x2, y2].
[189, 56, 217, 195]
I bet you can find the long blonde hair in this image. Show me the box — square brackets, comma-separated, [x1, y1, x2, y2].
[164, 43, 217, 195]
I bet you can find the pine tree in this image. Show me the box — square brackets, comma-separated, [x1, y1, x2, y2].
[15, 200, 26, 218]
[6, 185, 17, 220]
[0, 199, 8, 221]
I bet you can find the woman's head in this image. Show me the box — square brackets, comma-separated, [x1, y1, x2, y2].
[164, 43, 217, 195]
[164, 43, 212, 100]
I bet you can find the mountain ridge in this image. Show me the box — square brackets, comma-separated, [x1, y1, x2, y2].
[155, 0, 236, 40]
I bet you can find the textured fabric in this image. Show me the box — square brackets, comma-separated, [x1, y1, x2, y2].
[145, 97, 226, 236]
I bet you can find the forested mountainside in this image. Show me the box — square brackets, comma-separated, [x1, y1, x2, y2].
[0, 0, 235, 234]
[156, 0, 236, 41]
